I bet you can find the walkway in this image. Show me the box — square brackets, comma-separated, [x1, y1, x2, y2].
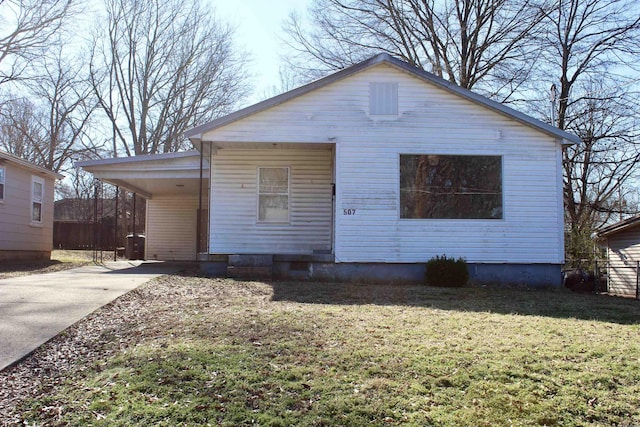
[0, 261, 179, 371]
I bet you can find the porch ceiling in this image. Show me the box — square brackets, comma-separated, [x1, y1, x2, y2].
[97, 176, 205, 199]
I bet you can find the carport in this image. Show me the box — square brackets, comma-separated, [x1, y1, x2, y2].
[76, 151, 209, 261]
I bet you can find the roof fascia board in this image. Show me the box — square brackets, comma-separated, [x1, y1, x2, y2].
[75, 150, 201, 168]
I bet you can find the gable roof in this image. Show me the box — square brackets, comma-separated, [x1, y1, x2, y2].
[185, 53, 581, 145]
[596, 215, 640, 239]
[0, 150, 64, 179]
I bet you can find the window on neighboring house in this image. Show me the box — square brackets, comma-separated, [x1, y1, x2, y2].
[400, 154, 503, 219]
[0, 167, 4, 201]
[369, 82, 398, 115]
[31, 176, 44, 223]
[258, 167, 289, 222]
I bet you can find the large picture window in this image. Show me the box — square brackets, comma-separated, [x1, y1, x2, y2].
[400, 154, 502, 219]
[258, 167, 289, 222]
[31, 176, 44, 223]
[0, 167, 4, 201]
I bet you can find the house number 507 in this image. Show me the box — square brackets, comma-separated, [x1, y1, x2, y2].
[343, 209, 357, 215]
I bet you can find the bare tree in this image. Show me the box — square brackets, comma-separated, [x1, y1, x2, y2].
[0, 0, 76, 85]
[89, 0, 249, 156]
[0, 50, 99, 173]
[0, 97, 38, 156]
[259, 65, 307, 100]
[537, 0, 640, 262]
[284, 0, 549, 99]
[563, 83, 640, 224]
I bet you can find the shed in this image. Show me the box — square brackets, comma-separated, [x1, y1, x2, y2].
[596, 215, 640, 297]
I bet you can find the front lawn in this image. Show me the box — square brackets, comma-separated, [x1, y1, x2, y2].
[3, 275, 639, 426]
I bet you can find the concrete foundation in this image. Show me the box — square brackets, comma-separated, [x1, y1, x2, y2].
[0, 250, 51, 262]
[199, 254, 562, 287]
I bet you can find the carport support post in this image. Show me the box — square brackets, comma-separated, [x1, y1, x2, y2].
[636, 261, 639, 300]
[196, 147, 203, 259]
[93, 179, 98, 262]
[132, 192, 136, 252]
[114, 186, 119, 261]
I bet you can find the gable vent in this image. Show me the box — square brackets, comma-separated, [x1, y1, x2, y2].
[369, 82, 398, 115]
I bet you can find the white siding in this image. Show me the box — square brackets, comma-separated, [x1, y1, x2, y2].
[203, 63, 564, 264]
[606, 231, 640, 296]
[209, 148, 332, 254]
[0, 163, 55, 252]
[146, 195, 198, 261]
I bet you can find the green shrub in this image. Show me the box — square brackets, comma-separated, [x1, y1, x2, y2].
[425, 255, 469, 287]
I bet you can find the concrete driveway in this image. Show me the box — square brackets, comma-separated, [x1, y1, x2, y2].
[0, 261, 180, 371]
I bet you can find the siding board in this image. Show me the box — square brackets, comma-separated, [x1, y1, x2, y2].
[210, 149, 333, 254]
[146, 196, 198, 261]
[606, 229, 640, 296]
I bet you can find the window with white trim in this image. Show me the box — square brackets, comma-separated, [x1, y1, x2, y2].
[258, 167, 289, 222]
[31, 176, 44, 223]
[0, 167, 4, 201]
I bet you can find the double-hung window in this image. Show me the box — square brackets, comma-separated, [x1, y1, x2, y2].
[258, 167, 289, 223]
[31, 176, 44, 224]
[0, 167, 4, 201]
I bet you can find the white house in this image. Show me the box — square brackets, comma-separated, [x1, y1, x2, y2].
[78, 54, 580, 285]
[0, 151, 64, 261]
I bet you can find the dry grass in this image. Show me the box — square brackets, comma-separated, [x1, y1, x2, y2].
[0, 250, 95, 279]
[1, 274, 639, 426]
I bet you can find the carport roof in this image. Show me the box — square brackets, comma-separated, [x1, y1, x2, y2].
[76, 151, 207, 199]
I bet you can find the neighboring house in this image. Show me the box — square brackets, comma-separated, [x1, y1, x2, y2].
[78, 54, 580, 285]
[0, 151, 64, 261]
[596, 216, 640, 297]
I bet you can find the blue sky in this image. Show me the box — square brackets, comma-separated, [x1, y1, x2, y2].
[213, 0, 311, 103]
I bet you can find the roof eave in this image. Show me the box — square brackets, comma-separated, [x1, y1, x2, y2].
[596, 215, 640, 238]
[0, 151, 64, 179]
